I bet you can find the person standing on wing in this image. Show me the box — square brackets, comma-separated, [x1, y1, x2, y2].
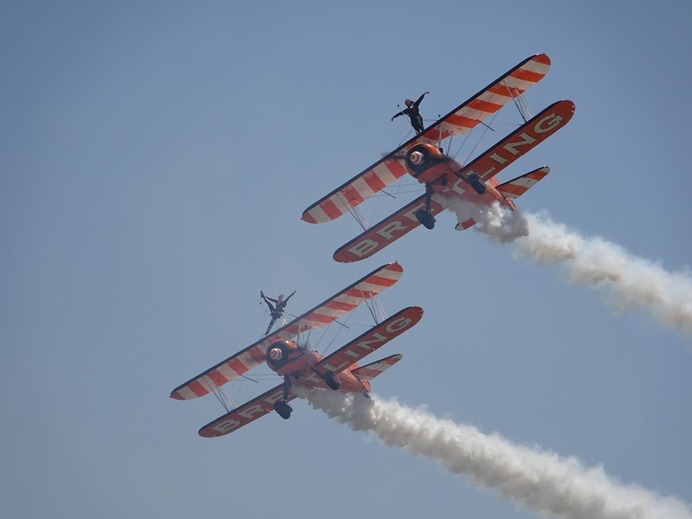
[391, 91, 429, 134]
[261, 290, 296, 335]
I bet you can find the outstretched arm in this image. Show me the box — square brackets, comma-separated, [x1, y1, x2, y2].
[284, 290, 297, 303]
[390, 110, 404, 121]
[412, 91, 429, 108]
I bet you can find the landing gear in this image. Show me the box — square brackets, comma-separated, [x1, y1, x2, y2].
[467, 173, 486, 195]
[324, 371, 340, 391]
[416, 183, 436, 230]
[415, 209, 436, 230]
[274, 376, 293, 419]
[273, 400, 293, 420]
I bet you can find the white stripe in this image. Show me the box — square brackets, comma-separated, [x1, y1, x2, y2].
[350, 176, 376, 200]
[458, 106, 495, 122]
[502, 76, 540, 92]
[477, 90, 512, 106]
[217, 362, 242, 380]
[372, 161, 399, 186]
[177, 386, 198, 400]
[522, 59, 550, 75]
[308, 204, 330, 223]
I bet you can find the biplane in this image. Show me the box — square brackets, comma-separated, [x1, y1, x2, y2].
[170, 262, 423, 438]
[302, 54, 575, 263]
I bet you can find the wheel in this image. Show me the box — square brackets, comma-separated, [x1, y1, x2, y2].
[273, 401, 293, 420]
[324, 371, 341, 391]
[467, 173, 486, 195]
[415, 208, 436, 230]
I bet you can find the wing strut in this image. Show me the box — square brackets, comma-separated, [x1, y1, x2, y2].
[208, 381, 235, 413]
[360, 289, 387, 325]
[502, 82, 532, 122]
[346, 201, 371, 231]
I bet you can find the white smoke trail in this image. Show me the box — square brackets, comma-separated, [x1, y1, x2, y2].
[299, 389, 691, 519]
[448, 202, 692, 336]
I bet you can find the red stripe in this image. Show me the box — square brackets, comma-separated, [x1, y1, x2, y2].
[324, 300, 358, 311]
[386, 159, 407, 177]
[228, 357, 248, 375]
[188, 380, 208, 397]
[247, 345, 265, 363]
[363, 169, 387, 192]
[528, 171, 549, 181]
[208, 370, 229, 386]
[320, 198, 342, 220]
[345, 287, 375, 298]
[511, 68, 546, 83]
[446, 114, 480, 129]
[533, 53, 551, 66]
[367, 274, 399, 287]
[467, 98, 502, 113]
[342, 184, 365, 205]
[487, 83, 517, 96]
[422, 128, 446, 141]
[304, 312, 338, 324]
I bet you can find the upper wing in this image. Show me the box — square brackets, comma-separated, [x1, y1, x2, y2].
[198, 382, 298, 438]
[170, 262, 404, 400]
[313, 306, 423, 375]
[301, 54, 551, 225]
[416, 53, 551, 144]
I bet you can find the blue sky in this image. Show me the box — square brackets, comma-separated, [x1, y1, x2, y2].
[2, 2, 691, 518]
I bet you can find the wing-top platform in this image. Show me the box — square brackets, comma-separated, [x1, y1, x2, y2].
[301, 53, 551, 225]
[170, 262, 404, 400]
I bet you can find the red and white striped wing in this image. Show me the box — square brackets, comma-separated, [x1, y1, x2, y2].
[170, 262, 404, 400]
[418, 53, 551, 144]
[301, 54, 551, 225]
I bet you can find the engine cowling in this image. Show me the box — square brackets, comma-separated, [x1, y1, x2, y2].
[265, 340, 297, 369]
[405, 143, 449, 184]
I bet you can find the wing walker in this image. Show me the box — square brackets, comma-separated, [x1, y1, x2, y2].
[170, 263, 423, 437]
[171, 54, 574, 438]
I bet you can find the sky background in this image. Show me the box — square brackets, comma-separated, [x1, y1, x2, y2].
[2, 2, 691, 518]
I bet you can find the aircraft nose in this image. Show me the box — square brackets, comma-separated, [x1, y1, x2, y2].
[409, 150, 425, 166]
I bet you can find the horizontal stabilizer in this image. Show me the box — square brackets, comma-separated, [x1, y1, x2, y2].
[496, 166, 550, 199]
[352, 354, 402, 381]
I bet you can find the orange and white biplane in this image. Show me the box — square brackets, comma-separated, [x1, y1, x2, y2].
[301, 54, 575, 263]
[170, 262, 423, 438]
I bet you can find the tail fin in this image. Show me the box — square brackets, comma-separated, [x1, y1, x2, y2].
[352, 354, 402, 381]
